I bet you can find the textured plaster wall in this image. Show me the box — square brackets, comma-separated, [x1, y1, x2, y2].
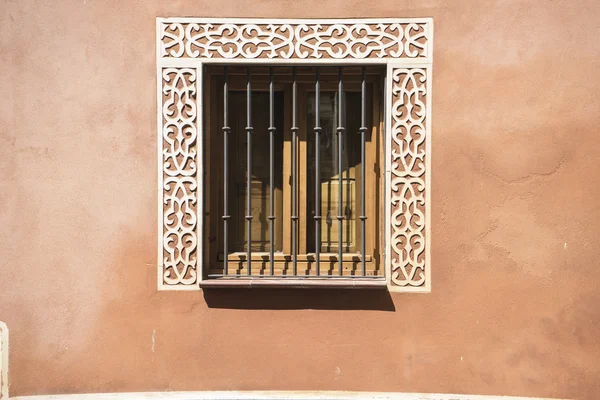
[0, 0, 599, 399]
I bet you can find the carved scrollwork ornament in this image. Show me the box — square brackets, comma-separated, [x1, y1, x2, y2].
[388, 67, 429, 290]
[161, 68, 199, 287]
[157, 19, 432, 290]
[160, 21, 429, 60]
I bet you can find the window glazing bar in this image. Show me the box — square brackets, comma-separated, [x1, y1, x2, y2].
[314, 67, 322, 276]
[337, 67, 344, 276]
[246, 67, 253, 275]
[360, 67, 367, 276]
[268, 68, 276, 276]
[291, 67, 299, 276]
[222, 66, 230, 276]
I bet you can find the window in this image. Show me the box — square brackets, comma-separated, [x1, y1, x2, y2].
[203, 66, 384, 285]
[157, 18, 433, 291]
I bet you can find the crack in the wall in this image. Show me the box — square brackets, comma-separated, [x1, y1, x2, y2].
[463, 147, 568, 186]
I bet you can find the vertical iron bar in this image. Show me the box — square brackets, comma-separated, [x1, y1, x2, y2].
[222, 66, 230, 276]
[314, 68, 321, 276]
[360, 67, 367, 276]
[268, 68, 276, 276]
[337, 67, 344, 276]
[246, 67, 253, 275]
[291, 67, 298, 276]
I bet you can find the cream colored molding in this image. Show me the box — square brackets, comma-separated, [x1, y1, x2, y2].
[10, 390, 570, 400]
[156, 18, 433, 291]
[158, 18, 431, 62]
[385, 64, 431, 292]
[157, 67, 201, 290]
[0, 321, 8, 400]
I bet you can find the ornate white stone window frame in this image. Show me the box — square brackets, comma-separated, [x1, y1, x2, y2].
[156, 18, 433, 292]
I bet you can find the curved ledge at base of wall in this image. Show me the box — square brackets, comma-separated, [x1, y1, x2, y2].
[9, 391, 569, 400]
[0, 321, 7, 400]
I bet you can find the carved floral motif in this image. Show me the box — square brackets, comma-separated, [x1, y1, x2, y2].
[157, 19, 431, 290]
[160, 22, 429, 60]
[389, 68, 428, 288]
[161, 68, 198, 286]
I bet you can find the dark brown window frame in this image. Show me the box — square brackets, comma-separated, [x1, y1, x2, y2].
[202, 66, 386, 288]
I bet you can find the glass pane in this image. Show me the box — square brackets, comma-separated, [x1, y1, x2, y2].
[227, 91, 284, 252]
[307, 91, 361, 253]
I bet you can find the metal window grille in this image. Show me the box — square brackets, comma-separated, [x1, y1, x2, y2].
[217, 65, 376, 281]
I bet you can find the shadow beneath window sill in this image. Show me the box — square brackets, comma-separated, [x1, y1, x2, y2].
[202, 288, 395, 311]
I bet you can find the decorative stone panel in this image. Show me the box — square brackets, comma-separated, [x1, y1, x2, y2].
[386, 65, 431, 292]
[159, 20, 430, 61]
[0, 321, 7, 400]
[157, 67, 202, 290]
[156, 18, 433, 292]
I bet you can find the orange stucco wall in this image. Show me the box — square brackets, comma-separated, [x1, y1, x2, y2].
[1, 0, 599, 399]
